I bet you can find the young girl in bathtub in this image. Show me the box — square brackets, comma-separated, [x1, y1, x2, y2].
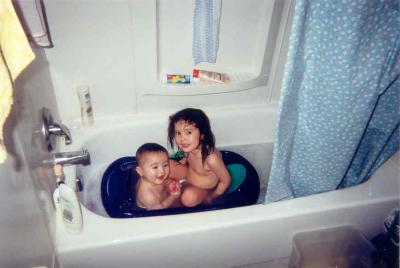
[168, 108, 232, 207]
[135, 143, 182, 210]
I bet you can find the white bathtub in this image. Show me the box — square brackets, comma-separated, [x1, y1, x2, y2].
[56, 105, 399, 268]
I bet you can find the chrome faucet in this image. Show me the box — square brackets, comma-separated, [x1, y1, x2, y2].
[52, 149, 91, 166]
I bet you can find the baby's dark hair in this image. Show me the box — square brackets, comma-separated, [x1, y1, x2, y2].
[168, 108, 215, 163]
[135, 143, 168, 165]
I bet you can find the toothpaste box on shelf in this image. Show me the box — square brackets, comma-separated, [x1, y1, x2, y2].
[166, 74, 191, 84]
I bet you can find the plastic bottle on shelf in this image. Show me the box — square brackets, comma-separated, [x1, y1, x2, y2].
[76, 85, 94, 127]
[192, 69, 230, 84]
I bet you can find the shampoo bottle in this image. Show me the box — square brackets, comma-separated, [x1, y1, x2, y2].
[54, 165, 83, 234]
[77, 85, 94, 127]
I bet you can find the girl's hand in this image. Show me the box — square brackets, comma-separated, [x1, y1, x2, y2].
[204, 191, 220, 205]
[204, 196, 213, 205]
[178, 154, 188, 165]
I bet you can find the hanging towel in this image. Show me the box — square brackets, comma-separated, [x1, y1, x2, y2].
[193, 0, 222, 65]
[0, 0, 35, 163]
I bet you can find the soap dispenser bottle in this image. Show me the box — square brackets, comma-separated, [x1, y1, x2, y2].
[54, 165, 83, 234]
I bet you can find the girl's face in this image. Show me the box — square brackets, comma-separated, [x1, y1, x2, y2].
[136, 152, 170, 185]
[174, 120, 203, 153]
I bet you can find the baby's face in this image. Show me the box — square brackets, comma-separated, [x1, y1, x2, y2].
[136, 152, 170, 185]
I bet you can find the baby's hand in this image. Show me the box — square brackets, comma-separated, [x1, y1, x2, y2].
[168, 180, 181, 196]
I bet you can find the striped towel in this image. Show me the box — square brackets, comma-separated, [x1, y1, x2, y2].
[193, 0, 222, 65]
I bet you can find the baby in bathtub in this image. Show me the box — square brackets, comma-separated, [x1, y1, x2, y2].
[134, 143, 182, 210]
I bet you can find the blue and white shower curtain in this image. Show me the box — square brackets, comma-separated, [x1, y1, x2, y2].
[266, 0, 399, 202]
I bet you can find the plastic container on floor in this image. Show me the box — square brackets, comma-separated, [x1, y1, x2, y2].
[288, 226, 376, 268]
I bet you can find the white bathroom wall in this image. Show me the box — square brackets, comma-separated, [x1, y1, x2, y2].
[0, 48, 59, 267]
[44, 0, 137, 123]
[43, 0, 292, 125]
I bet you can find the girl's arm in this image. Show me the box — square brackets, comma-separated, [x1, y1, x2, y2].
[179, 153, 188, 165]
[206, 152, 231, 199]
[169, 159, 188, 181]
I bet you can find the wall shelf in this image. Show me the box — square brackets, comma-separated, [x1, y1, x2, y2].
[144, 72, 268, 96]
[133, 0, 281, 97]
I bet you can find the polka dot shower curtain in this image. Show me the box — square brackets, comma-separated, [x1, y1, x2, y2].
[265, 0, 399, 202]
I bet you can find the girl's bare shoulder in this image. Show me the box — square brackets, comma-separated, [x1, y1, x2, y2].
[205, 148, 224, 165]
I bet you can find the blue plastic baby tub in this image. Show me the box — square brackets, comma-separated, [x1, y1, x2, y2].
[101, 151, 260, 218]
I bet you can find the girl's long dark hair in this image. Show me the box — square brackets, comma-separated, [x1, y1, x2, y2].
[168, 108, 215, 163]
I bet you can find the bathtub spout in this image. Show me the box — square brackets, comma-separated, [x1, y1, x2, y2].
[53, 149, 91, 166]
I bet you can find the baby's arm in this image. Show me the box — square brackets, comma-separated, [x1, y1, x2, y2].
[206, 152, 232, 199]
[161, 192, 180, 208]
[137, 190, 162, 210]
[137, 184, 180, 210]
[139, 193, 179, 210]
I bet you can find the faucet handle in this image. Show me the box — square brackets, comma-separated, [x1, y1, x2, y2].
[48, 122, 72, 145]
[41, 107, 72, 152]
